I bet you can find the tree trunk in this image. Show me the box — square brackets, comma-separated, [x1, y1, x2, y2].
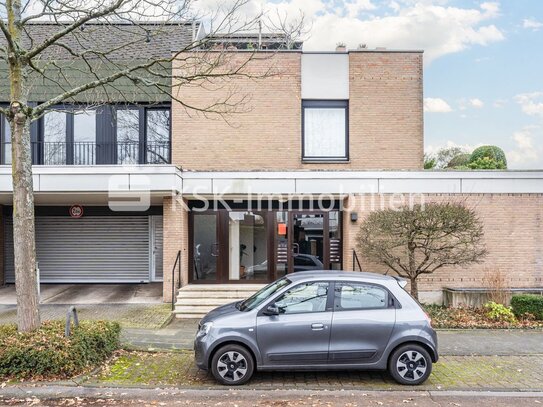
[410, 277, 419, 300]
[6, 0, 40, 332]
[11, 110, 40, 332]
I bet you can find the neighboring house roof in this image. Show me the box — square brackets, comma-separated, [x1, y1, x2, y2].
[1, 21, 200, 59]
[0, 21, 200, 103]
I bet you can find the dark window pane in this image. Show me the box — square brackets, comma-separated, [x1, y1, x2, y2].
[117, 109, 140, 164]
[146, 109, 170, 163]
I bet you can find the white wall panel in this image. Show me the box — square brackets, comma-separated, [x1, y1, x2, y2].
[301, 54, 349, 100]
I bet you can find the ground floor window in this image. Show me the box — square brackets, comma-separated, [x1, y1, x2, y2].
[189, 204, 342, 284]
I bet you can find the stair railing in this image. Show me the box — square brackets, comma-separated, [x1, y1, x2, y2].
[352, 249, 363, 272]
[171, 250, 182, 311]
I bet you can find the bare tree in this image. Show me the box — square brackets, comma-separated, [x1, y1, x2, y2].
[356, 202, 487, 300]
[263, 9, 310, 50]
[0, 0, 292, 331]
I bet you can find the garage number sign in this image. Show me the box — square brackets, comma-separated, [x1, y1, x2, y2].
[69, 205, 84, 218]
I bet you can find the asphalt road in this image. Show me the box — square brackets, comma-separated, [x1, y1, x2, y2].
[1, 387, 542, 406]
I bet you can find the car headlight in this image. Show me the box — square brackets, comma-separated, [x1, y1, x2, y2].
[198, 322, 213, 337]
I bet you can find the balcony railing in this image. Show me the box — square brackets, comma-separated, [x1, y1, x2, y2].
[1, 141, 171, 165]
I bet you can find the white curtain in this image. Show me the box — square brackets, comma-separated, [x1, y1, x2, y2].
[304, 108, 346, 158]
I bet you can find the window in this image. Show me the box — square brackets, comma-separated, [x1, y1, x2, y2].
[0, 113, 10, 165]
[239, 277, 291, 312]
[73, 109, 97, 165]
[274, 282, 329, 314]
[146, 109, 170, 164]
[302, 100, 348, 161]
[116, 108, 140, 164]
[335, 282, 388, 310]
[43, 111, 67, 165]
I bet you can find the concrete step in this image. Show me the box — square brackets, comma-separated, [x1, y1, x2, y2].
[175, 297, 245, 306]
[174, 284, 264, 319]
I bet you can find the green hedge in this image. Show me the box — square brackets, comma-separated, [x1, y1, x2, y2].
[511, 295, 543, 320]
[0, 320, 120, 379]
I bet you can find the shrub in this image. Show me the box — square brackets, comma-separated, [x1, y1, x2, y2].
[484, 301, 516, 323]
[511, 295, 543, 320]
[447, 153, 471, 168]
[468, 146, 507, 169]
[0, 320, 120, 380]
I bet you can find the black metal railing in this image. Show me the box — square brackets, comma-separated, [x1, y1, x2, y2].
[171, 250, 182, 311]
[1, 141, 171, 165]
[352, 249, 363, 272]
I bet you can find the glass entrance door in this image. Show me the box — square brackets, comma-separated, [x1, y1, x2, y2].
[190, 208, 342, 283]
[290, 212, 326, 273]
[192, 213, 219, 282]
[190, 211, 271, 283]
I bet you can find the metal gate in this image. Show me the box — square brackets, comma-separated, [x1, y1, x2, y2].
[4, 216, 152, 283]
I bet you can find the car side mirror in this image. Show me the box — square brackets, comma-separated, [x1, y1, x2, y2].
[263, 305, 279, 316]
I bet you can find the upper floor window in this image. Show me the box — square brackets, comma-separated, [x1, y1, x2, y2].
[0, 104, 171, 166]
[0, 113, 11, 165]
[302, 100, 348, 161]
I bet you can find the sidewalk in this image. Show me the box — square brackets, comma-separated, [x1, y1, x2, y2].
[0, 303, 172, 329]
[121, 318, 543, 355]
[1, 387, 542, 407]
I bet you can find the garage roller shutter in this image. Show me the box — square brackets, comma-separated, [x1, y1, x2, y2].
[4, 216, 150, 283]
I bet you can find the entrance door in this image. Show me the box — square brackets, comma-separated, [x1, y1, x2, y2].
[190, 211, 271, 283]
[191, 212, 220, 282]
[289, 212, 327, 273]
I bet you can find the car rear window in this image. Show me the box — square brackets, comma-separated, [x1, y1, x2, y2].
[335, 282, 388, 310]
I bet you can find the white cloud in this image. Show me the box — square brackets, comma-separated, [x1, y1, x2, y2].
[514, 92, 543, 118]
[199, 0, 505, 64]
[507, 126, 542, 168]
[345, 0, 376, 18]
[523, 18, 543, 31]
[458, 97, 485, 110]
[424, 97, 453, 113]
[493, 99, 507, 108]
[469, 98, 484, 108]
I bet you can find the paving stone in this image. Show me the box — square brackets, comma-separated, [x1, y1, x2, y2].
[0, 303, 172, 329]
[90, 351, 543, 391]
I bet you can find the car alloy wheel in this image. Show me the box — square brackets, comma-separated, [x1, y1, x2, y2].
[389, 344, 432, 385]
[211, 344, 254, 385]
[396, 350, 427, 381]
[218, 351, 248, 382]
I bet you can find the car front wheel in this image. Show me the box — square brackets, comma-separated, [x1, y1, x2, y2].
[211, 344, 254, 385]
[388, 344, 432, 385]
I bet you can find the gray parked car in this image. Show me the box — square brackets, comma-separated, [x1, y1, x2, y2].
[194, 271, 438, 386]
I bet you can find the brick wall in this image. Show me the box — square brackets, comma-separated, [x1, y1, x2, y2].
[171, 51, 423, 171]
[343, 194, 543, 301]
[348, 52, 423, 170]
[162, 196, 189, 303]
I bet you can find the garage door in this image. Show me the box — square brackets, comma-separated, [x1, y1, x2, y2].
[4, 216, 151, 283]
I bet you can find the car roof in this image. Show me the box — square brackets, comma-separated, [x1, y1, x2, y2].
[286, 270, 397, 283]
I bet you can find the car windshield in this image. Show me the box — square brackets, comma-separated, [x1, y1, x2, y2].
[238, 277, 291, 311]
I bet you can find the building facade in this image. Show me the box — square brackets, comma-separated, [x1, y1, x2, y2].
[1, 25, 542, 317]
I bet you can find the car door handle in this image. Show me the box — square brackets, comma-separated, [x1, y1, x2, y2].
[311, 323, 324, 330]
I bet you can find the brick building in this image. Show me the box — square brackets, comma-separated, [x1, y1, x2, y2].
[1, 23, 542, 317]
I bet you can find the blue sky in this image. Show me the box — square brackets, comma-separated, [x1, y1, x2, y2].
[214, 0, 543, 168]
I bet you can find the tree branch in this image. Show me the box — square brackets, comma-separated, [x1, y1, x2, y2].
[24, 0, 125, 60]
